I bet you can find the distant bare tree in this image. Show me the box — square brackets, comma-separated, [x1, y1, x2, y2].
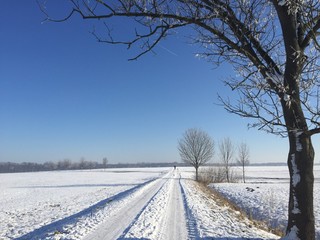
[237, 142, 250, 183]
[58, 159, 72, 170]
[219, 137, 234, 183]
[43, 161, 57, 171]
[79, 157, 87, 169]
[178, 128, 214, 181]
[102, 157, 108, 168]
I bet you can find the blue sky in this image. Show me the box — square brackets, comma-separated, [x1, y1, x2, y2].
[1, 1, 314, 164]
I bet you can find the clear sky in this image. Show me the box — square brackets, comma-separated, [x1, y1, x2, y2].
[1, 1, 318, 165]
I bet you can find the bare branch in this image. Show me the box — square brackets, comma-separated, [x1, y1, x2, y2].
[45, 0, 320, 136]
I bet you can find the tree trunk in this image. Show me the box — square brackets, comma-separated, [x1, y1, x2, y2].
[242, 165, 246, 183]
[195, 166, 198, 181]
[275, 12, 316, 235]
[286, 131, 315, 239]
[226, 166, 229, 183]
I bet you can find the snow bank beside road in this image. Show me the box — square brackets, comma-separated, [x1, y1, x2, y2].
[180, 170, 278, 239]
[210, 165, 320, 238]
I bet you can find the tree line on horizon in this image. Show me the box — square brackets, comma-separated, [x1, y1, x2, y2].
[0, 158, 105, 173]
[0, 158, 185, 173]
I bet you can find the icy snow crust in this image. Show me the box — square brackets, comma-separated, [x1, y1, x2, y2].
[0, 167, 279, 239]
[211, 165, 320, 239]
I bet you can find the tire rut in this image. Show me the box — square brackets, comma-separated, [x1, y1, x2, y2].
[84, 171, 173, 240]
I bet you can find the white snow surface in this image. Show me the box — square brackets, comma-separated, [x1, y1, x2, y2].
[211, 165, 320, 239]
[290, 154, 301, 187]
[0, 167, 279, 240]
[278, 0, 287, 6]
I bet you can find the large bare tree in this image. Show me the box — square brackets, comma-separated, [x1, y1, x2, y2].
[178, 128, 214, 181]
[44, 0, 320, 238]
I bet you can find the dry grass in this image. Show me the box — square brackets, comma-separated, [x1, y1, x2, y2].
[194, 180, 284, 237]
[198, 167, 239, 184]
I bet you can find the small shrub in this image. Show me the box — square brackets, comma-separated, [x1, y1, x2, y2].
[212, 167, 227, 183]
[198, 167, 240, 184]
[228, 168, 240, 183]
[198, 167, 215, 184]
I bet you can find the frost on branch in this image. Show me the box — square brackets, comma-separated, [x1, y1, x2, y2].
[266, 71, 283, 85]
[283, 93, 291, 107]
[277, 0, 305, 15]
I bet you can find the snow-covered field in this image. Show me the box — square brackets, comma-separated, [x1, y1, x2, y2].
[4, 165, 319, 239]
[0, 167, 280, 240]
[210, 165, 320, 239]
[0, 169, 166, 239]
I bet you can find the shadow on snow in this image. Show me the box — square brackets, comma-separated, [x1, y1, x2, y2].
[14, 183, 137, 189]
[117, 238, 274, 240]
[15, 178, 156, 240]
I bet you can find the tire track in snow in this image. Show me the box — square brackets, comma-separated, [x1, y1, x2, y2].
[15, 177, 158, 240]
[120, 169, 189, 240]
[157, 170, 188, 240]
[178, 173, 199, 239]
[83, 171, 173, 240]
[117, 174, 172, 239]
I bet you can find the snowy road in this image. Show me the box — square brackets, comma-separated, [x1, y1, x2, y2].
[158, 171, 188, 240]
[85, 170, 188, 240]
[83, 169, 278, 240]
[10, 168, 280, 240]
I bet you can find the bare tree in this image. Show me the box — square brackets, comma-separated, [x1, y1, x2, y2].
[43, 1, 320, 238]
[237, 142, 250, 183]
[178, 128, 214, 181]
[219, 137, 235, 183]
[102, 157, 108, 168]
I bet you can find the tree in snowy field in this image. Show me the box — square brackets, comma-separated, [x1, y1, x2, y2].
[43, 0, 320, 239]
[237, 142, 250, 183]
[178, 128, 214, 181]
[219, 137, 235, 183]
[102, 157, 108, 168]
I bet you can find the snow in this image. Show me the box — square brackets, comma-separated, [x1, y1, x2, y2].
[180, 170, 277, 239]
[283, 93, 290, 102]
[0, 169, 166, 239]
[282, 225, 300, 240]
[211, 165, 320, 239]
[278, 0, 287, 7]
[2, 165, 319, 239]
[292, 196, 301, 215]
[117, 170, 188, 240]
[0, 167, 280, 240]
[294, 130, 303, 152]
[291, 153, 301, 187]
[5, 165, 320, 240]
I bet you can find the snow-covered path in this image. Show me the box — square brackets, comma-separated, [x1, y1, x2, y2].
[83, 169, 278, 240]
[85, 170, 188, 240]
[158, 171, 188, 240]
